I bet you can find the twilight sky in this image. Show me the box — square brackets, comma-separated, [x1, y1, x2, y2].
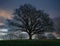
[0, 0, 60, 19]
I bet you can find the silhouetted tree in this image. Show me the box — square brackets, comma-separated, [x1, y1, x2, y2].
[6, 4, 54, 39]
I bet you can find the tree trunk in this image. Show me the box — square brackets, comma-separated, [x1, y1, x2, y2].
[29, 33, 32, 40]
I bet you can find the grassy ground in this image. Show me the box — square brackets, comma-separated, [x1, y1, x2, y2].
[0, 39, 60, 46]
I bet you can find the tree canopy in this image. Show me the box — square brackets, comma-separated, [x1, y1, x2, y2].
[6, 4, 55, 39]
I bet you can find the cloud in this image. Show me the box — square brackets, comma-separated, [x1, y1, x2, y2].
[0, 9, 13, 19]
[0, 23, 4, 25]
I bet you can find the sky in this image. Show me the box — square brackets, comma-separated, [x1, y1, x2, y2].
[0, 0, 60, 39]
[0, 0, 60, 19]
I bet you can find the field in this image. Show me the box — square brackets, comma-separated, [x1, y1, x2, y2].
[0, 39, 60, 46]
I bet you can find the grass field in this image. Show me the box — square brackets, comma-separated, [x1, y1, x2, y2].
[0, 39, 60, 46]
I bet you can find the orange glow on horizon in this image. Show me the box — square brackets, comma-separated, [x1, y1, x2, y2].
[0, 9, 13, 19]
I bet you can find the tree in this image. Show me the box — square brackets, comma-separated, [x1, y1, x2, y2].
[6, 4, 55, 39]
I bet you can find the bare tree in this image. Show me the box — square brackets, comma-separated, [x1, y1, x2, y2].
[6, 4, 55, 39]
